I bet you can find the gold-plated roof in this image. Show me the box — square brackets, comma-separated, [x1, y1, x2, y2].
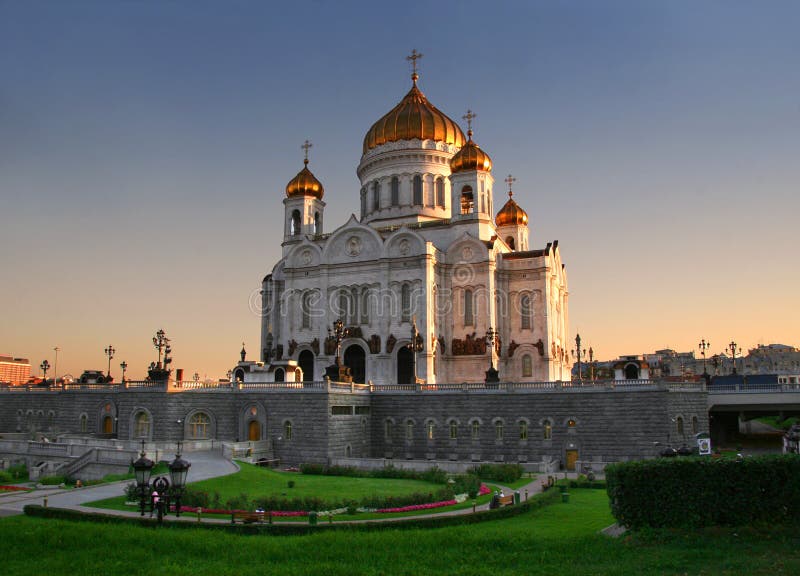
[449, 130, 493, 173]
[495, 192, 528, 227]
[363, 78, 466, 154]
[286, 159, 324, 199]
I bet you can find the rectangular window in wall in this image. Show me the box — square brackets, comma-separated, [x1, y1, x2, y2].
[464, 289, 473, 326]
[449, 421, 458, 439]
[472, 421, 480, 440]
[519, 422, 528, 440]
[495, 422, 504, 441]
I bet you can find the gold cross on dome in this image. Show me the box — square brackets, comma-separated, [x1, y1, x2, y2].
[462, 110, 476, 132]
[504, 174, 517, 196]
[407, 49, 423, 82]
[301, 139, 313, 163]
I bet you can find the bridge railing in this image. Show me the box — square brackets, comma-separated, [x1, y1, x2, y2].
[707, 382, 800, 394]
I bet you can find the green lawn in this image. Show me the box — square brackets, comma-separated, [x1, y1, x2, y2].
[86, 462, 452, 513]
[5, 489, 800, 575]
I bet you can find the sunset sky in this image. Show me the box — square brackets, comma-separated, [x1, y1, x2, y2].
[2, 1, 798, 381]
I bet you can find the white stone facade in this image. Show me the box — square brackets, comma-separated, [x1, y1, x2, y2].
[258, 79, 571, 385]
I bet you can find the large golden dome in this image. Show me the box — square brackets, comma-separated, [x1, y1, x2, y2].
[449, 130, 493, 173]
[363, 76, 466, 154]
[286, 159, 324, 200]
[495, 192, 528, 227]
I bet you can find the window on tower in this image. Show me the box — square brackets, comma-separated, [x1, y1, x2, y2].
[372, 181, 380, 211]
[391, 177, 399, 206]
[464, 289, 474, 326]
[521, 294, 531, 330]
[291, 210, 301, 235]
[460, 186, 474, 214]
[436, 178, 445, 207]
[413, 175, 423, 206]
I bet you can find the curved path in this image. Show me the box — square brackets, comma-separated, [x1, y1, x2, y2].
[0, 450, 238, 517]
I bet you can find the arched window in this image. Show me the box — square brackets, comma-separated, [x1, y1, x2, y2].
[401, 284, 411, 322]
[449, 420, 458, 439]
[189, 412, 210, 439]
[436, 178, 445, 207]
[460, 186, 474, 214]
[522, 354, 533, 377]
[360, 188, 366, 218]
[567, 419, 577, 429]
[464, 289, 474, 326]
[361, 289, 370, 324]
[275, 368, 285, 382]
[519, 421, 528, 440]
[338, 290, 349, 320]
[676, 416, 684, 437]
[134, 411, 150, 439]
[495, 421, 504, 441]
[413, 175, 423, 206]
[80, 414, 88, 433]
[506, 236, 515, 250]
[471, 420, 480, 440]
[521, 294, 531, 330]
[290, 210, 301, 235]
[406, 420, 414, 440]
[543, 420, 552, 440]
[427, 421, 435, 440]
[481, 194, 486, 213]
[350, 288, 359, 325]
[314, 212, 320, 235]
[372, 181, 381, 211]
[284, 420, 293, 440]
[301, 292, 311, 328]
[391, 177, 399, 206]
[691, 416, 699, 435]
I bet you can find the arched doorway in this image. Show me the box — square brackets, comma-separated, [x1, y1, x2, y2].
[344, 345, 366, 384]
[397, 346, 414, 384]
[102, 416, 113, 435]
[299, 350, 315, 382]
[248, 420, 261, 441]
[624, 364, 640, 379]
[275, 368, 285, 382]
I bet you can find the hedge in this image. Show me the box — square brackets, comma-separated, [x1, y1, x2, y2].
[23, 488, 559, 535]
[605, 455, 800, 529]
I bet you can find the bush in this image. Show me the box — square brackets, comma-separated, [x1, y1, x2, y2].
[8, 463, 27, 480]
[124, 483, 140, 502]
[0, 471, 12, 483]
[299, 463, 449, 485]
[38, 475, 65, 485]
[467, 463, 524, 484]
[606, 455, 800, 529]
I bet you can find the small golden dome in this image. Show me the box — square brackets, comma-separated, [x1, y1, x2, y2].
[363, 79, 466, 154]
[286, 159, 324, 200]
[449, 131, 493, 173]
[495, 192, 528, 227]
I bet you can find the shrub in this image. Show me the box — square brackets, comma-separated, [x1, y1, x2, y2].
[8, 463, 28, 480]
[287, 480, 295, 489]
[38, 475, 65, 486]
[0, 471, 12, 483]
[606, 455, 800, 529]
[299, 463, 449, 485]
[467, 463, 524, 483]
[124, 483, 140, 502]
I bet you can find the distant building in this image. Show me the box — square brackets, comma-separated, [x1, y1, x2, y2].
[0, 355, 31, 386]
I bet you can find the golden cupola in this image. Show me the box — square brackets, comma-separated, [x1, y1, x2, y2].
[286, 158, 324, 200]
[449, 127, 493, 173]
[495, 191, 528, 227]
[363, 72, 466, 154]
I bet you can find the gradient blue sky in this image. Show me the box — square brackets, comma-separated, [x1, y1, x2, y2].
[2, 1, 798, 380]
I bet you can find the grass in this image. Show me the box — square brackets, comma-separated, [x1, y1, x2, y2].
[4, 489, 800, 575]
[85, 462, 451, 514]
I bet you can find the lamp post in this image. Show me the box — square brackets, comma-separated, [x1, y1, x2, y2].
[120, 361, 128, 384]
[53, 347, 60, 385]
[698, 339, 710, 377]
[132, 440, 191, 522]
[588, 347, 595, 381]
[410, 316, 424, 383]
[484, 327, 499, 384]
[728, 340, 741, 375]
[329, 318, 347, 365]
[104, 345, 115, 381]
[40, 359, 50, 383]
[572, 334, 586, 382]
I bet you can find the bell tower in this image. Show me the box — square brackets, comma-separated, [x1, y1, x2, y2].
[282, 140, 325, 256]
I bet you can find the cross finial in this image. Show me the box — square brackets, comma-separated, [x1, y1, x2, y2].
[462, 109, 476, 138]
[504, 174, 517, 197]
[301, 140, 313, 165]
[406, 49, 423, 84]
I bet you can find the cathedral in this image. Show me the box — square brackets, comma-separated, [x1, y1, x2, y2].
[248, 56, 571, 386]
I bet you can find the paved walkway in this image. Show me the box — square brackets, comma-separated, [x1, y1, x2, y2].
[0, 450, 238, 517]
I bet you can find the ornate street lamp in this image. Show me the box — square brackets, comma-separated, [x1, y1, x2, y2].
[698, 339, 710, 378]
[40, 359, 50, 383]
[53, 346, 60, 385]
[572, 334, 586, 382]
[410, 316, 425, 382]
[120, 361, 128, 384]
[132, 441, 154, 516]
[728, 340, 742, 375]
[167, 442, 191, 518]
[588, 347, 595, 381]
[104, 345, 115, 381]
[484, 327, 499, 384]
[328, 318, 347, 365]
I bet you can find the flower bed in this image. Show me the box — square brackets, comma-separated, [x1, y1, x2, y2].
[0, 485, 28, 492]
